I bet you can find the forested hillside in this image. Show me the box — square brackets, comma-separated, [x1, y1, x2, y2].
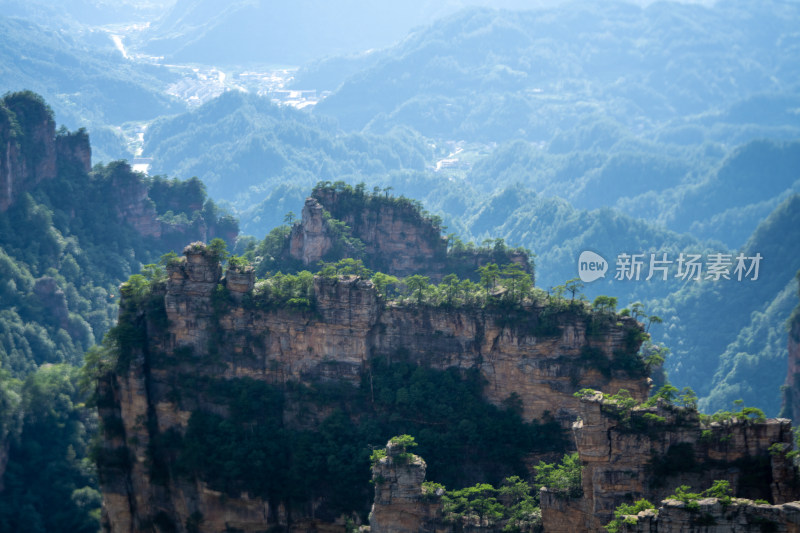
[142, 91, 432, 221]
[0, 91, 235, 531]
[135, 0, 536, 66]
[655, 195, 800, 414]
[0, 14, 183, 161]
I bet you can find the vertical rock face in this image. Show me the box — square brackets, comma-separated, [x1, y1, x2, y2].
[539, 488, 582, 533]
[56, 128, 92, 174]
[164, 244, 223, 353]
[370, 441, 438, 533]
[98, 245, 650, 532]
[289, 197, 334, 264]
[540, 393, 800, 533]
[224, 266, 255, 300]
[108, 161, 164, 238]
[0, 93, 58, 211]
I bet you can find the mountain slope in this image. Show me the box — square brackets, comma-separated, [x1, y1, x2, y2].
[143, 91, 432, 218]
[315, 1, 800, 139]
[654, 194, 800, 415]
[0, 14, 183, 160]
[0, 92, 236, 531]
[138, 0, 538, 66]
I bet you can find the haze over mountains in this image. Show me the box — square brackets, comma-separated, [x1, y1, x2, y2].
[1, 0, 800, 530]
[80, 0, 795, 417]
[0, 1, 799, 522]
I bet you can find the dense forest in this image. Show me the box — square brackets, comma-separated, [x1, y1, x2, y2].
[0, 0, 799, 530]
[0, 91, 236, 531]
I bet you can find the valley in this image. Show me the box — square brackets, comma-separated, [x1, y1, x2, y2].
[0, 1, 799, 531]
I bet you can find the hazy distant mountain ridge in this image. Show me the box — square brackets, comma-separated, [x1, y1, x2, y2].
[0, 14, 183, 161]
[314, 1, 800, 140]
[140, 0, 491, 65]
[143, 91, 432, 217]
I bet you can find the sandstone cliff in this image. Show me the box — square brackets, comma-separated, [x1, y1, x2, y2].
[538, 392, 800, 533]
[98, 243, 649, 533]
[287, 184, 531, 280]
[370, 439, 441, 533]
[0, 91, 90, 211]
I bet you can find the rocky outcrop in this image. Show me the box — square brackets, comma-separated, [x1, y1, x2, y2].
[0, 92, 58, 211]
[0, 92, 225, 250]
[540, 393, 800, 533]
[370, 440, 440, 533]
[369, 439, 541, 533]
[0, 92, 93, 212]
[106, 161, 164, 238]
[287, 186, 532, 280]
[56, 127, 92, 174]
[617, 498, 800, 532]
[98, 244, 649, 532]
[311, 188, 448, 277]
[289, 197, 334, 264]
[103, 161, 235, 245]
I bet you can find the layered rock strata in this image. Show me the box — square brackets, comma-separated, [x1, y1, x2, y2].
[99, 244, 648, 532]
[539, 393, 799, 533]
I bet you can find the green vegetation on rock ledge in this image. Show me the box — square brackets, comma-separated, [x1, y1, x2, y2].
[131, 358, 566, 520]
[440, 476, 541, 532]
[604, 499, 657, 533]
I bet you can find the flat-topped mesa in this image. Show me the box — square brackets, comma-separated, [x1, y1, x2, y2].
[540, 392, 800, 533]
[97, 240, 653, 532]
[162, 243, 649, 422]
[286, 183, 533, 281]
